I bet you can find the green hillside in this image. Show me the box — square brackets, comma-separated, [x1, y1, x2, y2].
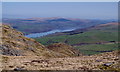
[34, 23, 119, 55]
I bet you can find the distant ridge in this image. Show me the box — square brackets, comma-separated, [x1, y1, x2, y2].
[2, 17, 114, 34]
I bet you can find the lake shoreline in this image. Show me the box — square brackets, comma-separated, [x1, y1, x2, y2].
[25, 28, 77, 38]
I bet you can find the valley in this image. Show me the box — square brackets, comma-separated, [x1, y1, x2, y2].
[34, 22, 119, 55]
[1, 18, 119, 71]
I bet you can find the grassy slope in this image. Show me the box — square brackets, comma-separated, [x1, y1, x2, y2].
[34, 23, 119, 55]
[75, 43, 118, 55]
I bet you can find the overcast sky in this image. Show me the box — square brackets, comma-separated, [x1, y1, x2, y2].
[2, 2, 118, 19]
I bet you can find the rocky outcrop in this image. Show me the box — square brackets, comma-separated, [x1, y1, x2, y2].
[47, 43, 82, 57]
[0, 24, 80, 57]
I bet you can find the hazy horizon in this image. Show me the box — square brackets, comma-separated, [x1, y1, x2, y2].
[2, 2, 118, 19]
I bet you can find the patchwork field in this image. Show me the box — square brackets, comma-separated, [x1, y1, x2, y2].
[34, 22, 119, 55]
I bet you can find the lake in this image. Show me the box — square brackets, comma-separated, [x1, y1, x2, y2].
[25, 28, 76, 38]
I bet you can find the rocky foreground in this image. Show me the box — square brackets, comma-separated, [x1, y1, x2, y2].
[2, 51, 120, 71]
[1, 50, 120, 71]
